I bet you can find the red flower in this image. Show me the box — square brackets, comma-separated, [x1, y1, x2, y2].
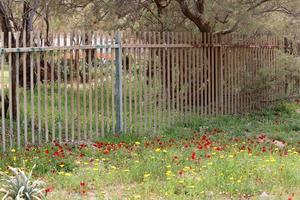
[45, 149, 49, 154]
[191, 152, 196, 160]
[53, 151, 60, 157]
[45, 187, 53, 194]
[197, 145, 203, 150]
[262, 146, 267, 153]
[80, 182, 86, 187]
[79, 153, 85, 158]
[103, 149, 110, 154]
[205, 154, 211, 158]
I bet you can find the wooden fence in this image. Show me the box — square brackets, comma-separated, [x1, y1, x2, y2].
[0, 31, 299, 152]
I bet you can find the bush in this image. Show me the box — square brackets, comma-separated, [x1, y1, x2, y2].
[0, 165, 45, 200]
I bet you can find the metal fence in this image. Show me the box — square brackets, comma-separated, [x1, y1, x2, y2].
[0, 31, 299, 152]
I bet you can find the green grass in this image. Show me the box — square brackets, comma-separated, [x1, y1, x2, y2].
[1, 101, 300, 199]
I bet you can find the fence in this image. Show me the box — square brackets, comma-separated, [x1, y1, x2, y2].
[0, 31, 299, 152]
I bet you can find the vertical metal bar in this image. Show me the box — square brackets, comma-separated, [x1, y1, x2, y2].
[88, 32, 93, 138]
[220, 35, 224, 115]
[36, 33, 42, 144]
[15, 32, 20, 149]
[100, 32, 105, 136]
[22, 31, 28, 145]
[50, 34, 55, 141]
[1, 32, 5, 152]
[115, 31, 123, 133]
[63, 32, 68, 141]
[94, 32, 99, 137]
[57, 33, 62, 143]
[30, 32, 35, 144]
[110, 32, 115, 134]
[8, 32, 13, 148]
[82, 32, 87, 140]
[44, 44, 49, 142]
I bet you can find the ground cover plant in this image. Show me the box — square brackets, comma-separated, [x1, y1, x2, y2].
[1, 101, 300, 199]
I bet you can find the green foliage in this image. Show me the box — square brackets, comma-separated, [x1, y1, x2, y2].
[0, 165, 45, 200]
[243, 50, 300, 100]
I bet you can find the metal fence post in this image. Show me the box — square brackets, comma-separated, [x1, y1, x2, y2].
[115, 31, 123, 133]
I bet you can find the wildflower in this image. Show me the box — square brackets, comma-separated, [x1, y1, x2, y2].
[80, 182, 86, 187]
[155, 148, 161, 152]
[191, 152, 196, 160]
[166, 170, 172, 176]
[59, 164, 65, 168]
[135, 141, 140, 145]
[79, 153, 85, 158]
[111, 166, 117, 170]
[103, 149, 110, 154]
[65, 173, 72, 176]
[45, 187, 53, 194]
[144, 173, 151, 178]
[11, 149, 16, 153]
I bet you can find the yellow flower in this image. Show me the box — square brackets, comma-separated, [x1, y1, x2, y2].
[166, 170, 172, 176]
[65, 173, 72, 176]
[144, 173, 151, 178]
[166, 165, 171, 168]
[84, 162, 89, 165]
[59, 164, 64, 168]
[111, 166, 117, 170]
[208, 162, 213, 166]
[11, 149, 16, 153]
[135, 141, 140, 145]
[13, 157, 16, 161]
[229, 155, 234, 158]
[124, 169, 130, 172]
[155, 148, 161, 152]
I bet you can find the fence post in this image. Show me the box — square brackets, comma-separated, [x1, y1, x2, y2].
[115, 31, 123, 133]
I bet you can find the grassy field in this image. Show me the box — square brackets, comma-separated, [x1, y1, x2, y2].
[0, 101, 300, 199]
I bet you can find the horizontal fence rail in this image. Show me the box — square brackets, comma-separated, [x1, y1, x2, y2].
[0, 31, 299, 152]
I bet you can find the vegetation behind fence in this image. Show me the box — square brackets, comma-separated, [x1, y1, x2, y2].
[0, 31, 299, 152]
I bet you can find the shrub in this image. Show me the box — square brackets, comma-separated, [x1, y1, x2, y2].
[0, 165, 45, 200]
